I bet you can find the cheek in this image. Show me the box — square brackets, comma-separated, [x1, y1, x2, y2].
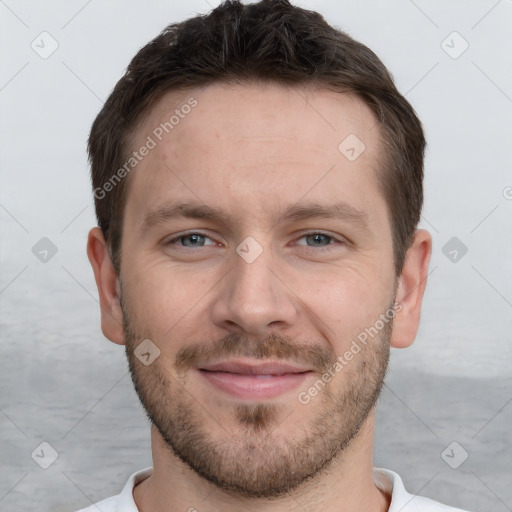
[122, 245, 395, 351]
[122, 260, 212, 338]
[298, 266, 392, 348]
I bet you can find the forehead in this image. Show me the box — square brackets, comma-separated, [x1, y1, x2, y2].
[135, 82, 379, 156]
[125, 82, 387, 230]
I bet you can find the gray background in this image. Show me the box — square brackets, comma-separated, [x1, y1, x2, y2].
[1, 0, 511, 510]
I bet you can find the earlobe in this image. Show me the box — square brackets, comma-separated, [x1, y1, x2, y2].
[86, 227, 125, 345]
[390, 229, 432, 349]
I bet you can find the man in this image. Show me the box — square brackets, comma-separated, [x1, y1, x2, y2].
[80, 1, 471, 510]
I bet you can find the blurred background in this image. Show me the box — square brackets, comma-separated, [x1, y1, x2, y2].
[0, 0, 511, 510]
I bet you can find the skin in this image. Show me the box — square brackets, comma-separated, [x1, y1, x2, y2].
[87, 82, 432, 512]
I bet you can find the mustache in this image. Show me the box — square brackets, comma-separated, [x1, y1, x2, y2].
[174, 332, 338, 373]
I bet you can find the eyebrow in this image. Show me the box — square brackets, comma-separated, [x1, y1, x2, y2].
[139, 200, 371, 234]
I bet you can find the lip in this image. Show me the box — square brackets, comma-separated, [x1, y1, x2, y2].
[197, 359, 313, 400]
[199, 360, 312, 375]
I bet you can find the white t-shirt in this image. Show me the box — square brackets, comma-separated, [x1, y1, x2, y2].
[76, 467, 470, 511]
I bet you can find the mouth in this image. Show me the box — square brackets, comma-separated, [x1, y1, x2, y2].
[196, 360, 314, 400]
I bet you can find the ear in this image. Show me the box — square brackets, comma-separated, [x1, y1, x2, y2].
[390, 229, 432, 349]
[86, 227, 125, 345]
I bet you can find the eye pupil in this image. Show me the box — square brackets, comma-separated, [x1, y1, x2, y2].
[308, 234, 330, 246]
[183, 234, 204, 246]
[172, 233, 335, 250]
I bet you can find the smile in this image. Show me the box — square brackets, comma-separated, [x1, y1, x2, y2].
[196, 360, 314, 400]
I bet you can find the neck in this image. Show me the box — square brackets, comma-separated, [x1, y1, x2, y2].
[133, 411, 390, 512]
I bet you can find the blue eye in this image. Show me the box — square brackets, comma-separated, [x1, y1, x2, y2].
[166, 233, 215, 248]
[298, 232, 334, 247]
[164, 231, 342, 251]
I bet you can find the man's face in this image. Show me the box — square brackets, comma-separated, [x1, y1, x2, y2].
[119, 83, 397, 497]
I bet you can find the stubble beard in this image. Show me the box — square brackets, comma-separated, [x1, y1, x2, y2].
[122, 298, 391, 498]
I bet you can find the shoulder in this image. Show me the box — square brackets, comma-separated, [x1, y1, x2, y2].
[373, 468, 472, 512]
[74, 467, 153, 512]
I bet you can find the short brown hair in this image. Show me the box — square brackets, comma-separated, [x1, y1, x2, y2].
[88, 0, 425, 275]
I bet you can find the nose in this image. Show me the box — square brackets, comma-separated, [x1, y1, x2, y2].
[210, 244, 298, 336]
